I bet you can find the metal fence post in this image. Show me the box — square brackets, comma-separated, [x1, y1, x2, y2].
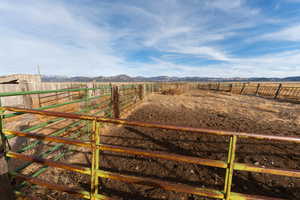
[274, 83, 282, 99]
[91, 120, 100, 200]
[224, 135, 237, 200]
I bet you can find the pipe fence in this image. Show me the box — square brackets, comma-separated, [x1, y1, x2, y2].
[0, 82, 165, 199]
[1, 82, 295, 200]
[1, 107, 299, 199]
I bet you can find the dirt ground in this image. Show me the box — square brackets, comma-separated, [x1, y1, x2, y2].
[14, 89, 300, 199]
[99, 90, 300, 200]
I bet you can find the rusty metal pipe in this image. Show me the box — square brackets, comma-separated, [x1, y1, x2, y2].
[96, 169, 225, 199]
[100, 144, 227, 168]
[3, 106, 300, 144]
[6, 151, 90, 175]
[12, 173, 113, 200]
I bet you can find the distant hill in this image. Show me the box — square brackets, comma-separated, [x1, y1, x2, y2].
[42, 75, 300, 82]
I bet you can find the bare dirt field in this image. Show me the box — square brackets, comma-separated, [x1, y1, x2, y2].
[99, 90, 300, 200]
[17, 89, 300, 200]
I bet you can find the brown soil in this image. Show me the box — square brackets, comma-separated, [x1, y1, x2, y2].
[15, 90, 300, 199]
[100, 90, 300, 200]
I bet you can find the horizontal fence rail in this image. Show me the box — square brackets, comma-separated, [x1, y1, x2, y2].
[1, 106, 298, 200]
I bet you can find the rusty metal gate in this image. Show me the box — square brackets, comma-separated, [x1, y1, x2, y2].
[1, 105, 300, 200]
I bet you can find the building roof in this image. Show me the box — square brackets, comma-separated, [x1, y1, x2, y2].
[0, 74, 41, 84]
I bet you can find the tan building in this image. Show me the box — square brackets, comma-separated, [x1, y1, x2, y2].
[0, 74, 41, 84]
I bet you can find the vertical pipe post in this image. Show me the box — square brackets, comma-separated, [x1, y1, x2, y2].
[224, 135, 237, 200]
[274, 83, 282, 99]
[90, 120, 100, 200]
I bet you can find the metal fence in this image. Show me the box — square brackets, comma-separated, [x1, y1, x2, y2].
[1, 82, 297, 199]
[0, 83, 163, 198]
[1, 107, 299, 199]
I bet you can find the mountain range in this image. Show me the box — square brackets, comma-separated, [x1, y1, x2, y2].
[42, 75, 300, 82]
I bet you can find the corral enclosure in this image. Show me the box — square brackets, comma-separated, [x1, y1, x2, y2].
[0, 81, 300, 200]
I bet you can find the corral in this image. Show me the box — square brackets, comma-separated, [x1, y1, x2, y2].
[1, 82, 300, 200]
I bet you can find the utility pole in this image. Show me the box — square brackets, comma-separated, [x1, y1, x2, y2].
[37, 65, 41, 76]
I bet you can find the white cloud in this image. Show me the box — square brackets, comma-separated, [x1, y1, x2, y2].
[140, 49, 300, 78]
[166, 46, 231, 61]
[259, 24, 300, 41]
[0, 0, 130, 76]
[0, 0, 298, 77]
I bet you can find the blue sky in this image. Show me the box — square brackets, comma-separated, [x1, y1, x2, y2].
[1, 0, 300, 77]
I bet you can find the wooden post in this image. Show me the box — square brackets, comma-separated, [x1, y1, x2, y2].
[92, 80, 96, 96]
[274, 83, 282, 99]
[255, 83, 260, 96]
[0, 98, 14, 200]
[112, 86, 120, 118]
[229, 84, 233, 93]
[217, 82, 220, 91]
[84, 85, 89, 109]
[55, 85, 59, 104]
[138, 85, 144, 100]
[20, 80, 33, 109]
[68, 84, 72, 101]
[240, 83, 246, 95]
